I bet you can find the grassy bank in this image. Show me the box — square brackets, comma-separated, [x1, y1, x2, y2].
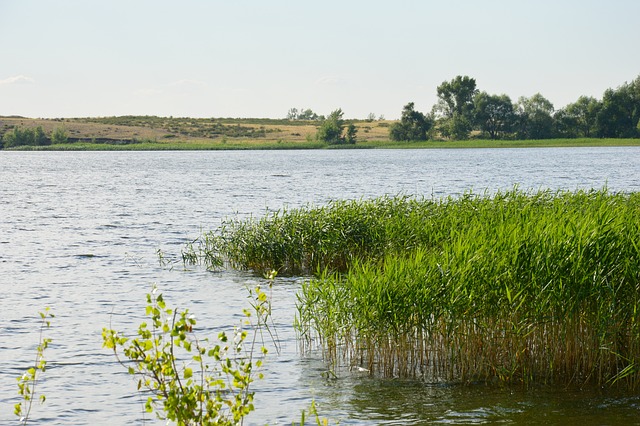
[190, 190, 640, 388]
[6, 137, 640, 150]
[356, 138, 640, 149]
[12, 139, 328, 151]
[2, 116, 640, 150]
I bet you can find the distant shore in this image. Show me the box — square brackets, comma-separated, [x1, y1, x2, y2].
[1, 116, 639, 150]
[4, 138, 640, 151]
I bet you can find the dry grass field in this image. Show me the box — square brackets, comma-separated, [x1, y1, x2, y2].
[0, 115, 393, 145]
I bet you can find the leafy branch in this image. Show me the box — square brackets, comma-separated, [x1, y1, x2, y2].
[102, 279, 274, 425]
[15, 307, 54, 425]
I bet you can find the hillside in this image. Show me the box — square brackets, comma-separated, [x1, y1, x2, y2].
[0, 115, 392, 146]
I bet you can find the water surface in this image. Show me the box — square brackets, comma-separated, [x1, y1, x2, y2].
[1, 148, 639, 424]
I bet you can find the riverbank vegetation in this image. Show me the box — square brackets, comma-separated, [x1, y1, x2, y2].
[1, 74, 638, 149]
[1, 120, 638, 151]
[186, 190, 640, 388]
[390, 74, 640, 141]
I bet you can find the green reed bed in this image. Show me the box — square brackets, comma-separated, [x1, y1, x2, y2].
[295, 190, 640, 387]
[186, 190, 640, 387]
[188, 195, 446, 274]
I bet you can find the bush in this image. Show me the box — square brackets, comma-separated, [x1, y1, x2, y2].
[389, 103, 432, 141]
[50, 127, 68, 144]
[2, 126, 49, 148]
[103, 282, 274, 425]
[316, 109, 358, 145]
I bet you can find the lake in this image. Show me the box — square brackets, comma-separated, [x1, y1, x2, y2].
[1, 147, 640, 425]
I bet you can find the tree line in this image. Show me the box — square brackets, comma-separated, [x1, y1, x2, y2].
[0, 125, 68, 148]
[390, 74, 640, 141]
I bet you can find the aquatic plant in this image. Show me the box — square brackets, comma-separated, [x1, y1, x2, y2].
[183, 190, 640, 387]
[186, 195, 445, 275]
[295, 190, 640, 387]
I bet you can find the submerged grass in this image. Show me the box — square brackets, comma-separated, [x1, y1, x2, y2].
[189, 189, 640, 388]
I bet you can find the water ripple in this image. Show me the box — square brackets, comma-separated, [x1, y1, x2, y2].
[2, 149, 640, 425]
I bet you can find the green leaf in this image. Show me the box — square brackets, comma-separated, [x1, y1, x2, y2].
[184, 368, 193, 379]
[145, 397, 153, 413]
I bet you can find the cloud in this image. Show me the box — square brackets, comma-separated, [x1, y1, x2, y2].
[0, 75, 35, 86]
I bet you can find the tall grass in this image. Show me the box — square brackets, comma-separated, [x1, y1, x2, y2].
[296, 190, 640, 387]
[187, 195, 445, 274]
[185, 190, 640, 387]
[187, 189, 640, 387]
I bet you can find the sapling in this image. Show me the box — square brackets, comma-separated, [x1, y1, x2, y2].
[15, 308, 54, 425]
[103, 277, 274, 425]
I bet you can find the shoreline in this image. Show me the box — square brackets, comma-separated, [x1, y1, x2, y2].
[3, 138, 640, 151]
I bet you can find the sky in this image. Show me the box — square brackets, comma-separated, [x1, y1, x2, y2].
[1, 0, 639, 120]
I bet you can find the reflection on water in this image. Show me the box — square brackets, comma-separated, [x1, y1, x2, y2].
[1, 148, 639, 425]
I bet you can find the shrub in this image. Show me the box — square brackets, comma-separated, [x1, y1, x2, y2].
[103, 281, 274, 425]
[50, 127, 68, 144]
[2, 126, 49, 147]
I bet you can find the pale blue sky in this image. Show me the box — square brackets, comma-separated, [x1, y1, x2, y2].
[1, 0, 638, 119]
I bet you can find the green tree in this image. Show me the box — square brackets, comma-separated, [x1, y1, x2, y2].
[3, 127, 23, 147]
[316, 109, 356, 144]
[596, 76, 640, 138]
[287, 107, 319, 120]
[473, 92, 514, 139]
[554, 96, 601, 138]
[436, 75, 478, 118]
[552, 108, 578, 138]
[299, 108, 319, 120]
[389, 102, 432, 141]
[50, 127, 69, 144]
[33, 126, 47, 146]
[515, 93, 555, 139]
[434, 75, 478, 140]
[445, 113, 474, 140]
[2, 126, 50, 147]
[567, 96, 601, 137]
[345, 123, 357, 144]
[3, 127, 32, 147]
[286, 108, 299, 120]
